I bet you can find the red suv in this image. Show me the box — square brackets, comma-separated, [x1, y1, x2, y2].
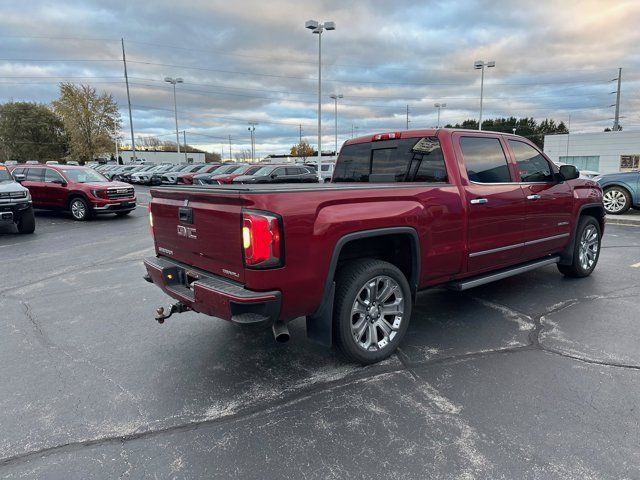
[11, 164, 136, 221]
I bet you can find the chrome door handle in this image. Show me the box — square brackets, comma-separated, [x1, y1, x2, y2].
[470, 198, 488, 205]
[527, 194, 541, 201]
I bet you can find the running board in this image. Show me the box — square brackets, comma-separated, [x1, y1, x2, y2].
[448, 256, 560, 291]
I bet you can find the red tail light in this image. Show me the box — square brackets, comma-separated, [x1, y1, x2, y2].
[242, 210, 283, 268]
[372, 132, 402, 141]
[148, 203, 154, 239]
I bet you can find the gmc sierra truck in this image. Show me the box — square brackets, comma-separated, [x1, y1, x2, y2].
[143, 129, 604, 364]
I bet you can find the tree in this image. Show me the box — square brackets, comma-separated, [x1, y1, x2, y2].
[234, 149, 252, 162]
[0, 101, 67, 162]
[52, 83, 121, 163]
[290, 140, 315, 159]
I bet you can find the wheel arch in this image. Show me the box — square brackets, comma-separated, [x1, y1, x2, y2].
[306, 227, 420, 347]
[559, 203, 604, 265]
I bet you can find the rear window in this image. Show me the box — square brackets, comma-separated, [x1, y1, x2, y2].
[333, 137, 448, 183]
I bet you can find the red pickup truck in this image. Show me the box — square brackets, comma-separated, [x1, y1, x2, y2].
[144, 129, 604, 364]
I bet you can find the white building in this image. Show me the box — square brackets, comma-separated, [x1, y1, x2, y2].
[543, 131, 640, 174]
[119, 150, 205, 165]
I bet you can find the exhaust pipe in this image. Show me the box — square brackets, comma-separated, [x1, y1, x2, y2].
[272, 322, 290, 343]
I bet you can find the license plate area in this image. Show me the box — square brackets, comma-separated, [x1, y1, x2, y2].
[1, 212, 13, 222]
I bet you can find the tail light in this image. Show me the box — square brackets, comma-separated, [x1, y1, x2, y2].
[242, 210, 283, 268]
[372, 132, 402, 141]
[148, 203, 154, 239]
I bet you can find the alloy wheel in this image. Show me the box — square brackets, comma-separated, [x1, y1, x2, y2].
[603, 189, 627, 213]
[578, 224, 599, 270]
[71, 199, 86, 220]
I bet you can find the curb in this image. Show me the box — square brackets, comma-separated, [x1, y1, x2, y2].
[606, 216, 640, 226]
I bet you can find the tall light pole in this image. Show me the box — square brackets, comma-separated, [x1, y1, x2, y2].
[434, 103, 447, 128]
[474, 60, 495, 131]
[306, 19, 335, 181]
[248, 122, 257, 162]
[164, 76, 183, 153]
[329, 93, 343, 155]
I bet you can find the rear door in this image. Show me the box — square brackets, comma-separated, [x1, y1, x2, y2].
[22, 167, 46, 205]
[507, 139, 573, 257]
[454, 134, 527, 273]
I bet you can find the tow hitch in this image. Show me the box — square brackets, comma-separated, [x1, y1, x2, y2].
[155, 302, 190, 324]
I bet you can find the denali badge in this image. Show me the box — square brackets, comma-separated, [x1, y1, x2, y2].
[177, 225, 197, 239]
[158, 247, 173, 255]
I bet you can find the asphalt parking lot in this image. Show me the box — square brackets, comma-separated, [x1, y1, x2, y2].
[1, 186, 639, 479]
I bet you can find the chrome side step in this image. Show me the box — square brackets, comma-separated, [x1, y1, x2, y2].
[449, 256, 560, 291]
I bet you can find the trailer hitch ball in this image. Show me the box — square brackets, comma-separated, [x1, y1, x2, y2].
[155, 302, 190, 324]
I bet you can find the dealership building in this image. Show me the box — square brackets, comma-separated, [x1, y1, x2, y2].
[117, 150, 205, 165]
[543, 130, 640, 174]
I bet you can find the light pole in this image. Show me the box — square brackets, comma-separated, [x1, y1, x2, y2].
[306, 19, 335, 181]
[329, 93, 343, 155]
[164, 76, 184, 153]
[434, 103, 447, 128]
[473, 60, 495, 131]
[248, 122, 257, 162]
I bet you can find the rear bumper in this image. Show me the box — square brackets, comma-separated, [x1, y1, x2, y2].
[143, 256, 281, 325]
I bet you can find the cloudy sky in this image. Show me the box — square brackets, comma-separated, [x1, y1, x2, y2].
[1, 0, 639, 157]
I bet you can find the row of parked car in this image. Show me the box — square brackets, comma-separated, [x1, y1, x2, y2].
[93, 162, 332, 186]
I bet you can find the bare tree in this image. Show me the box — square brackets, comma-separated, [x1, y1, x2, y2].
[234, 149, 252, 162]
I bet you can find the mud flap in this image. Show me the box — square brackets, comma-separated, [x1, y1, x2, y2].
[305, 282, 335, 347]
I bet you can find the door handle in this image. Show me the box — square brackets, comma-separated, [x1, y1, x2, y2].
[527, 194, 541, 201]
[470, 198, 488, 205]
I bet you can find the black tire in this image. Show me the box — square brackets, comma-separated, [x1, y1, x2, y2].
[16, 206, 35, 234]
[557, 215, 601, 278]
[333, 258, 412, 364]
[603, 186, 631, 215]
[116, 210, 132, 217]
[68, 196, 91, 221]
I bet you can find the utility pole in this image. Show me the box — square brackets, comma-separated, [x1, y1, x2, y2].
[248, 122, 258, 162]
[299, 124, 303, 146]
[611, 67, 622, 131]
[183, 130, 188, 163]
[406, 104, 409, 130]
[228, 135, 232, 161]
[121, 38, 136, 162]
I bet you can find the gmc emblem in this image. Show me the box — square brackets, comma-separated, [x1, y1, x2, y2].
[177, 225, 197, 239]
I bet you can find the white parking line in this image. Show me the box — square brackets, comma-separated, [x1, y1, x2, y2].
[632, 262, 640, 268]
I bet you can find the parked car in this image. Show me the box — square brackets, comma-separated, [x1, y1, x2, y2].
[232, 164, 318, 184]
[192, 164, 241, 185]
[162, 164, 208, 185]
[144, 128, 604, 364]
[594, 171, 640, 214]
[177, 164, 221, 185]
[120, 165, 155, 184]
[132, 165, 173, 185]
[305, 162, 335, 182]
[107, 165, 139, 181]
[11, 164, 136, 221]
[151, 164, 189, 186]
[210, 164, 263, 184]
[0, 164, 35, 233]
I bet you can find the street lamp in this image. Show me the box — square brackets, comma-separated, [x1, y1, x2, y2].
[247, 122, 257, 162]
[473, 60, 495, 131]
[434, 103, 447, 128]
[164, 76, 184, 153]
[329, 93, 343, 156]
[306, 19, 335, 181]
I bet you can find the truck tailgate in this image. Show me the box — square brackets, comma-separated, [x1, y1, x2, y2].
[150, 188, 246, 283]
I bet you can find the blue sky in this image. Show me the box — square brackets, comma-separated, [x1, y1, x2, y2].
[1, 0, 638, 156]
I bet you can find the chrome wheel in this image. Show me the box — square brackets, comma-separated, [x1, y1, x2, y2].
[578, 224, 599, 270]
[603, 188, 628, 213]
[71, 199, 87, 220]
[350, 275, 404, 352]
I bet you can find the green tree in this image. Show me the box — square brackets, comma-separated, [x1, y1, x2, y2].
[0, 101, 67, 162]
[52, 83, 121, 163]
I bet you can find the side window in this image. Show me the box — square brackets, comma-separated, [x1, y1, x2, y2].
[509, 140, 554, 182]
[411, 137, 448, 182]
[13, 167, 25, 175]
[460, 137, 512, 183]
[25, 168, 44, 182]
[273, 168, 287, 177]
[44, 169, 65, 183]
[286, 167, 299, 175]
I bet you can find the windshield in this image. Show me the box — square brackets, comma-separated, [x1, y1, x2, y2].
[244, 165, 262, 175]
[61, 168, 108, 183]
[252, 166, 276, 176]
[0, 166, 13, 182]
[216, 165, 241, 174]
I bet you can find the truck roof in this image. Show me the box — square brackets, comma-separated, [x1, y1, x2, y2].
[343, 127, 525, 146]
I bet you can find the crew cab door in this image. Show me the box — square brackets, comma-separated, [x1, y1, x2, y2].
[21, 167, 46, 205]
[455, 134, 527, 273]
[43, 168, 68, 207]
[507, 139, 573, 257]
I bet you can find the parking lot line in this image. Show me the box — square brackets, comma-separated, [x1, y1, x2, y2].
[632, 262, 640, 268]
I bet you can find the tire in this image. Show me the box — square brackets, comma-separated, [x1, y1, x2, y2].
[603, 186, 631, 215]
[557, 215, 601, 278]
[116, 210, 132, 217]
[333, 258, 412, 364]
[69, 196, 91, 221]
[16, 206, 35, 234]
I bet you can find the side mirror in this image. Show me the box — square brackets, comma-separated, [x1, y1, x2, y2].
[559, 164, 579, 181]
[270, 173, 277, 179]
[51, 178, 66, 186]
[13, 173, 25, 182]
